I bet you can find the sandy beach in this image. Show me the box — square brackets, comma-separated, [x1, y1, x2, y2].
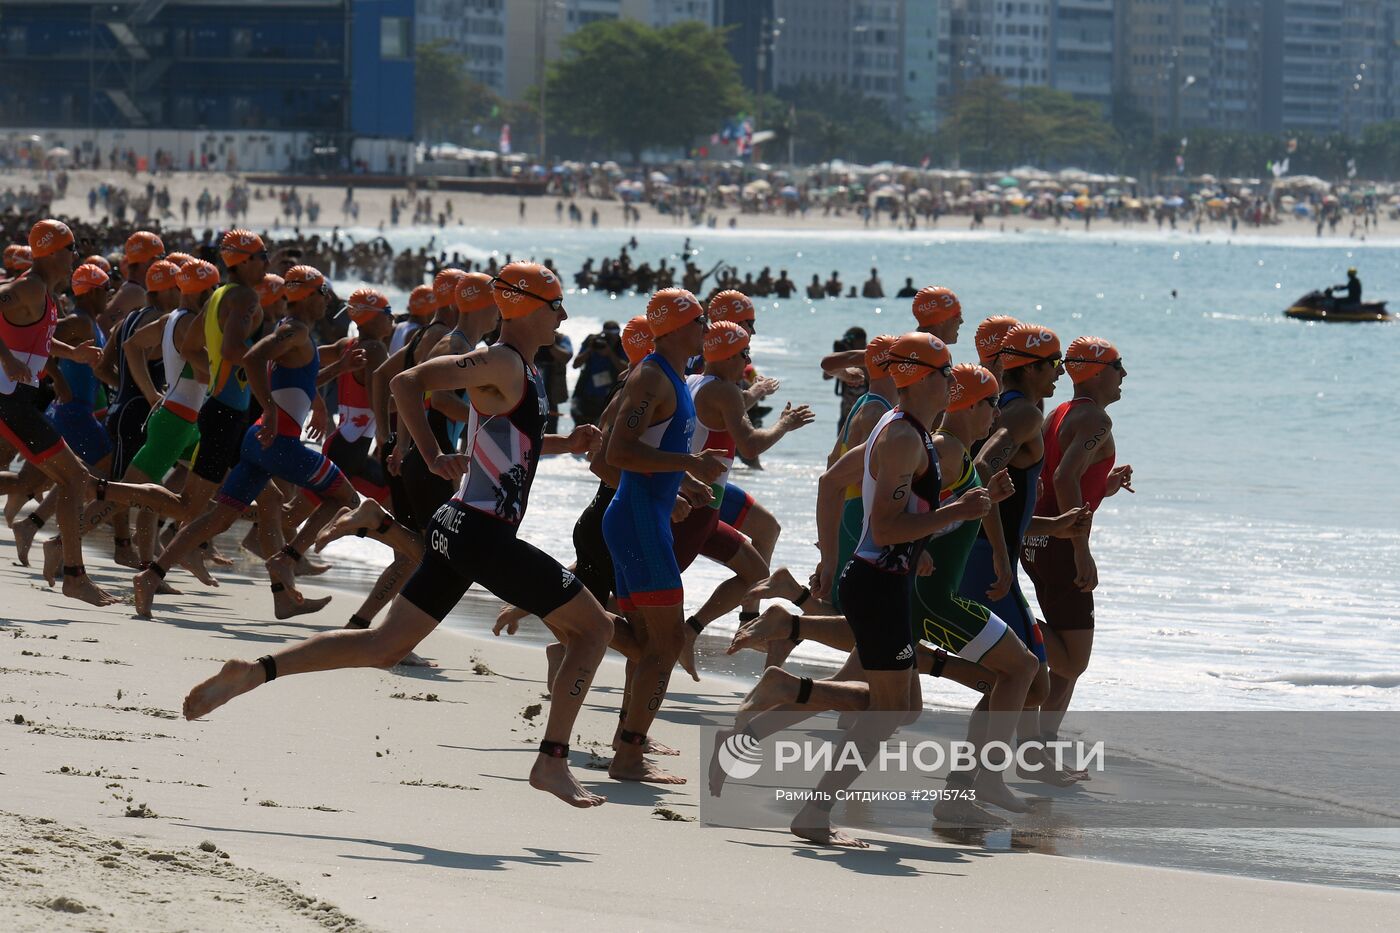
[7, 167, 1400, 242]
[3, 530, 1398, 932]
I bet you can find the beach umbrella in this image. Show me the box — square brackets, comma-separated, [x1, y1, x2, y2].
[1103, 187, 1122, 197]
[997, 175, 1018, 187]
[1165, 196, 1185, 207]
[47, 146, 72, 161]
[1293, 203, 1311, 216]
[1057, 194, 1076, 205]
[1206, 198, 1226, 208]
[780, 185, 799, 198]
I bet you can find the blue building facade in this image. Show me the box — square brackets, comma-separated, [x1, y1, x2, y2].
[0, 0, 413, 139]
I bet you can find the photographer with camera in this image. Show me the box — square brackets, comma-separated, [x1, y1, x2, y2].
[570, 320, 627, 427]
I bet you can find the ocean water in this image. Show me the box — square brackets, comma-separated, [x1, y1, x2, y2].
[320, 222, 1400, 714]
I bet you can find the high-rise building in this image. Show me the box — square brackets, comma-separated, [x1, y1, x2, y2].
[1261, 0, 1400, 134]
[618, 0, 715, 27]
[904, 1, 951, 126]
[1207, 0, 1265, 131]
[504, 0, 624, 101]
[715, 0, 775, 93]
[416, 0, 508, 94]
[1115, 0, 1215, 132]
[1049, 0, 1114, 107]
[983, 0, 1051, 90]
[768, 0, 908, 115]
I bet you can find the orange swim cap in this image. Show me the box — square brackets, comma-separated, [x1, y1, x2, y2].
[948, 363, 1001, 412]
[886, 332, 952, 389]
[71, 263, 111, 296]
[144, 259, 180, 292]
[864, 333, 897, 374]
[913, 286, 961, 327]
[3, 244, 32, 272]
[124, 231, 165, 265]
[974, 315, 1020, 364]
[28, 219, 74, 259]
[708, 289, 755, 324]
[1064, 336, 1121, 384]
[176, 260, 220, 295]
[408, 285, 438, 317]
[621, 315, 653, 366]
[454, 272, 496, 314]
[255, 274, 285, 309]
[702, 320, 750, 362]
[282, 265, 326, 303]
[164, 251, 195, 268]
[346, 287, 391, 325]
[433, 268, 467, 308]
[492, 261, 563, 319]
[219, 229, 265, 267]
[83, 255, 113, 275]
[646, 287, 704, 338]
[999, 323, 1061, 370]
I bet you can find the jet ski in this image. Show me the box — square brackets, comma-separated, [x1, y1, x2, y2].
[1284, 291, 1392, 322]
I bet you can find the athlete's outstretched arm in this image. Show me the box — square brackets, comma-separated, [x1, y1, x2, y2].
[714, 381, 815, 459]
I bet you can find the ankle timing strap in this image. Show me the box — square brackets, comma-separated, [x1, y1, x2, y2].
[795, 677, 813, 704]
[929, 648, 948, 679]
[539, 740, 569, 758]
[28, 514, 45, 529]
[346, 615, 371, 630]
[618, 728, 647, 747]
[62, 564, 84, 578]
[257, 655, 278, 682]
[686, 615, 704, 636]
[793, 585, 811, 608]
[281, 544, 302, 563]
[790, 615, 803, 645]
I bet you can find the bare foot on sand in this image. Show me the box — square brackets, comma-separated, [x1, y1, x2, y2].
[62, 571, 121, 607]
[184, 658, 264, 719]
[11, 516, 39, 566]
[678, 621, 701, 682]
[792, 805, 869, 848]
[1016, 746, 1087, 786]
[155, 578, 183, 596]
[42, 537, 62, 587]
[178, 549, 219, 587]
[112, 540, 141, 569]
[206, 544, 235, 567]
[529, 755, 606, 808]
[132, 567, 161, 617]
[974, 772, 1031, 813]
[266, 551, 330, 619]
[392, 650, 438, 668]
[240, 524, 268, 559]
[314, 501, 384, 553]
